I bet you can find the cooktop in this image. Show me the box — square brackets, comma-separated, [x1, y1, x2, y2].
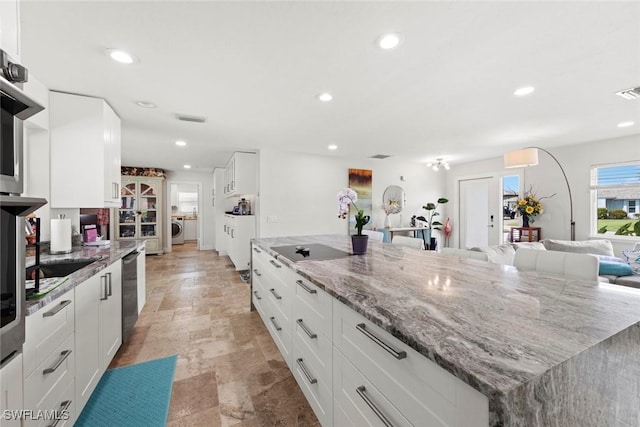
[271, 244, 351, 262]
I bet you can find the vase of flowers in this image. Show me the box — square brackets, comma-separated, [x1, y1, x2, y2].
[516, 190, 547, 227]
[338, 188, 371, 255]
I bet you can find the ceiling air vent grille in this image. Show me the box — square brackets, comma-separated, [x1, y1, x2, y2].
[616, 86, 640, 100]
[176, 114, 207, 123]
[371, 154, 391, 159]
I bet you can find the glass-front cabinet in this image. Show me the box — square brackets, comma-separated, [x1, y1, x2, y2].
[117, 177, 164, 254]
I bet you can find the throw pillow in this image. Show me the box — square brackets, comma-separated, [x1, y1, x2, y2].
[598, 260, 634, 277]
[470, 244, 516, 265]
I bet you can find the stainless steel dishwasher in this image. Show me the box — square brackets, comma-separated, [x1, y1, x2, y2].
[122, 250, 140, 343]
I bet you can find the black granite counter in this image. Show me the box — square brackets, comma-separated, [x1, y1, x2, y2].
[25, 240, 145, 315]
[252, 234, 640, 426]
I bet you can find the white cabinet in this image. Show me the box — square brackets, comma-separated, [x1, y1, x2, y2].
[23, 290, 76, 426]
[224, 214, 255, 270]
[0, 353, 23, 427]
[184, 219, 197, 241]
[223, 152, 257, 197]
[137, 246, 146, 314]
[0, 0, 21, 61]
[213, 168, 227, 254]
[49, 92, 121, 208]
[75, 261, 122, 414]
[117, 177, 164, 255]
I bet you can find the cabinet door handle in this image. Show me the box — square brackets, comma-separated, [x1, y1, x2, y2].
[253, 290, 261, 300]
[296, 280, 317, 294]
[356, 323, 407, 360]
[253, 269, 262, 277]
[231, 229, 235, 238]
[107, 272, 113, 296]
[224, 225, 227, 232]
[269, 288, 282, 300]
[46, 400, 72, 427]
[356, 385, 394, 427]
[43, 350, 72, 375]
[253, 247, 262, 253]
[296, 319, 317, 339]
[296, 358, 318, 384]
[112, 182, 119, 199]
[100, 275, 108, 301]
[43, 300, 71, 317]
[269, 316, 282, 331]
[269, 260, 282, 269]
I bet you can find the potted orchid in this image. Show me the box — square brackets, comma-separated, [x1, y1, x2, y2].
[337, 188, 370, 254]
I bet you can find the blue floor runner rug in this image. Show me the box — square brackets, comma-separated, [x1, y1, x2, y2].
[76, 355, 177, 427]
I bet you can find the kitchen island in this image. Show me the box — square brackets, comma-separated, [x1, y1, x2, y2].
[251, 234, 640, 426]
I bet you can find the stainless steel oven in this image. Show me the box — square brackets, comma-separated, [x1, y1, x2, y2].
[0, 48, 47, 366]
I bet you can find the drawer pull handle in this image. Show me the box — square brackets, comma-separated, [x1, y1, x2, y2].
[253, 290, 261, 300]
[356, 385, 394, 427]
[356, 323, 407, 360]
[46, 400, 72, 427]
[253, 269, 262, 277]
[43, 350, 72, 375]
[269, 316, 282, 331]
[296, 319, 317, 339]
[296, 358, 318, 384]
[269, 288, 282, 300]
[296, 280, 317, 294]
[107, 272, 113, 296]
[269, 260, 282, 268]
[100, 275, 108, 301]
[43, 300, 72, 317]
[253, 247, 262, 253]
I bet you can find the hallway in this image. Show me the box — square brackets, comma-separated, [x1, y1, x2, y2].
[110, 243, 319, 426]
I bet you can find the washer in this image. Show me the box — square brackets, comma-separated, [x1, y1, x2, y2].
[172, 217, 184, 244]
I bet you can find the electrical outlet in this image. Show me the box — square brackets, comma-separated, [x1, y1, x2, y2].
[267, 215, 278, 223]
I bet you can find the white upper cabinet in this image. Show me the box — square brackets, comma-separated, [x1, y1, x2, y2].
[0, 0, 21, 61]
[224, 152, 257, 197]
[49, 92, 121, 208]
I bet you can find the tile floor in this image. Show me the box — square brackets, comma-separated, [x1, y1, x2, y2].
[110, 242, 320, 426]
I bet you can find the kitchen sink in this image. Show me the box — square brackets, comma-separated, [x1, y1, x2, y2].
[39, 259, 98, 278]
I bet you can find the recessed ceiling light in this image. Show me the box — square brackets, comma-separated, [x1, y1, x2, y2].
[105, 48, 136, 64]
[136, 101, 156, 108]
[184, 164, 191, 169]
[317, 93, 333, 102]
[514, 86, 535, 96]
[328, 144, 338, 150]
[175, 140, 187, 147]
[618, 121, 635, 128]
[378, 33, 401, 50]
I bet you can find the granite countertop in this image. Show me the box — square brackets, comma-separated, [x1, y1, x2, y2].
[25, 240, 146, 316]
[252, 234, 640, 426]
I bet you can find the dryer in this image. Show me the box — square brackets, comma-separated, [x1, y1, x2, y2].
[172, 217, 184, 244]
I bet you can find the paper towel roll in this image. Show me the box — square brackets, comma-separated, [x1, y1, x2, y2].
[50, 219, 72, 254]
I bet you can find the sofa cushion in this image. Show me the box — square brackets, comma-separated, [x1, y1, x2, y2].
[511, 242, 546, 251]
[470, 244, 516, 265]
[612, 275, 640, 289]
[598, 260, 634, 277]
[540, 239, 614, 257]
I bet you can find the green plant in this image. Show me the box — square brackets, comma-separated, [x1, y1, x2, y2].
[614, 220, 640, 236]
[421, 198, 449, 231]
[597, 225, 608, 234]
[597, 208, 609, 219]
[609, 209, 628, 219]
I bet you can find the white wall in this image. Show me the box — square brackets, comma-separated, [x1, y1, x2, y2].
[258, 149, 447, 238]
[165, 170, 215, 251]
[446, 134, 640, 255]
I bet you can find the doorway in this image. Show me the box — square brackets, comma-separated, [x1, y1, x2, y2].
[168, 182, 201, 248]
[459, 177, 500, 248]
[502, 175, 521, 243]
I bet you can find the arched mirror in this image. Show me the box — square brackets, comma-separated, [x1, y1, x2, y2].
[383, 185, 405, 215]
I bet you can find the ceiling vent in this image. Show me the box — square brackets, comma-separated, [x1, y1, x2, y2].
[616, 86, 640, 100]
[176, 114, 207, 123]
[371, 154, 391, 159]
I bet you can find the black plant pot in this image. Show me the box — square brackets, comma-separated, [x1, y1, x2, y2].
[351, 234, 369, 255]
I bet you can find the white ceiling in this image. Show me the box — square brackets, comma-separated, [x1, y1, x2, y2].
[19, 1, 640, 173]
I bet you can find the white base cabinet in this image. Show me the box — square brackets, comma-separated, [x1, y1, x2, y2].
[250, 243, 489, 427]
[225, 215, 256, 270]
[0, 353, 24, 427]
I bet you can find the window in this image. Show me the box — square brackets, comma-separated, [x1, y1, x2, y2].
[591, 162, 640, 236]
[178, 192, 198, 215]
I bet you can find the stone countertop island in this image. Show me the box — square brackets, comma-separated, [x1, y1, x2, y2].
[252, 234, 640, 426]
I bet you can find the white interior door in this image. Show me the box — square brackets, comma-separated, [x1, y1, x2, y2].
[459, 177, 500, 248]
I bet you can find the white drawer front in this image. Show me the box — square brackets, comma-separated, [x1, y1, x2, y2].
[264, 303, 293, 368]
[252, 276, 268, 317]
[292, 335, 332, 426]
[293, 274, 332, 338]
[24, 292, 75, 377]
[333, 300, 488, 427]
[293, 312, 332, 382]
[23, 335, 75, 427]
[333, 349, 412, 427]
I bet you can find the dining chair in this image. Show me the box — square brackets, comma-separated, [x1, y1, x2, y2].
[363, 230, 385, 242]
[391, 235, 424, 250]
[514, 248, 599, 282]
[440, 247, 489, 261]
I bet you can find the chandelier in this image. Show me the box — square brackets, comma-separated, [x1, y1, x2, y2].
[427, 158, 450, 171]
